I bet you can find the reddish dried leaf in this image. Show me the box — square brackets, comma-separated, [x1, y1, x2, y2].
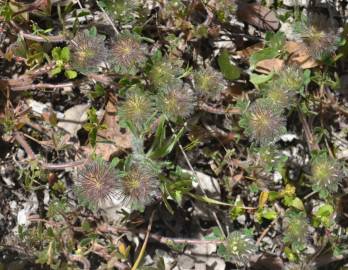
[236, 42, 264, 58]
[255, 58, 284, 74]
[285, 41, 318, 69]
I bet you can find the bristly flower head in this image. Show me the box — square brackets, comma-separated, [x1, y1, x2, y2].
[118, 87, 154, 127]
[75, 159, 118, 209]
[193, 66, 224, 99]
[296, 13, 340, 59]
[283, 211, 308, 250]
[69, 30, 107, 74]
[157, 81, 196, 121]
[310, 152, 343, 196]
[148, 56, 184, 89]
[261, 80, 296, 109]
[116, 162, 160, 206]
[239, 98, 287, 145]
[277, 65, 305, 92]
[110, 32, 147, 74]
[220, 231, 257, 266]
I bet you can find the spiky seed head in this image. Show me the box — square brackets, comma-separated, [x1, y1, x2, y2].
[116, 163, 160, 206]
[118, 89, 154, 127]
[262, 80, 296, 109]
[148, 59, 183, 89]
[158, 81, 196, 120]
[193, 66, 224, 98]
[75, 159, 118, 208]
[298, 13, 339, 59]
[278, 65, 305, 92]
[240, 98, 286, 145]
[69, 30, 107, 74]
[222, 231, 257, 266]
[283, 211, 308, 248]
[110, 32, 147, 74]
[310, 153, 342, 194]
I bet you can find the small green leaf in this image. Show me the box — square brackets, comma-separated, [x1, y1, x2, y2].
[289, 197, 304, 211]
[218, 49, 240, 81]
[250, 47, 279, 67]
[60, 47, 70, 62]
[50, 66, 62, 76]
[51, 47, 61, 60]
[250, 72, 273, 88]
[261, 208, 278, 220]
[64, 69, 77, 79]
[91, 83, 106, 99]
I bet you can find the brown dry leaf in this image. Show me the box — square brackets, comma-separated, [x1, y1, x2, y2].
[236, 42, 264, 58]
[285, 41, 318, 69]
[237, 3, 280, 31]
[255, 58, 284, 74]
[83, 98, 132, 160]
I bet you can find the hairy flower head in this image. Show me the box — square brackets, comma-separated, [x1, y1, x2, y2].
[278, 65, 305, 92]
[157, 81, 196, 120]
[310, 153, 342, 195]
[283, 211, 308, 249]
[220, 231, 257, 266]
[69, 30, 107, 74]
[148, 58, 184, 89]
[262, 80, 296, 109]
[75, 159, 118, 208]
[110, 32, 147, 74]
[240, 98, 286, 145]
[193, 66, 224, 98]
[297, 13, 340, 59]
[116, 163, 160, 206]
[118, 88, 154, 127]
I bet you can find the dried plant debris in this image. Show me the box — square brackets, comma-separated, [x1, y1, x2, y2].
[1, 0, 348, 269]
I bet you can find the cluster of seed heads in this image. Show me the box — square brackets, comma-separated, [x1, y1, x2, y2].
[240, 98, 286, 145]
[283, 211, 308, 248]
[116, 163, 160, 206]
[157, 82, 196, 120]
[241, 65, 305, 145]
[310, 153, 342, 195]
[118, 89, 154, 127]
[111, 32, 146, 74]
[222, 231, 257, 266]
[296, 13, 340, 59]
[69, 30, 107, 74]
[75, 159, 118, 208]
[193, 66, 224, 98]
[75, 158, 160, 209]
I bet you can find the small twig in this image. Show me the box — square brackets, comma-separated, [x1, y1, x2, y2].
[97, 1, 119, 35]
[13, 131, 36, 160]
[41, 159, 87, 170]
[131, 211, 155, 270]
[68, 254, 90, 270]
[13, 131, 86, 170]
[11, 82, 74, 91]
[97, 224, 225, 246]
[256, 217, 279, 246]
[303, 190, 318, 200]
[297, 108, 320, 151]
